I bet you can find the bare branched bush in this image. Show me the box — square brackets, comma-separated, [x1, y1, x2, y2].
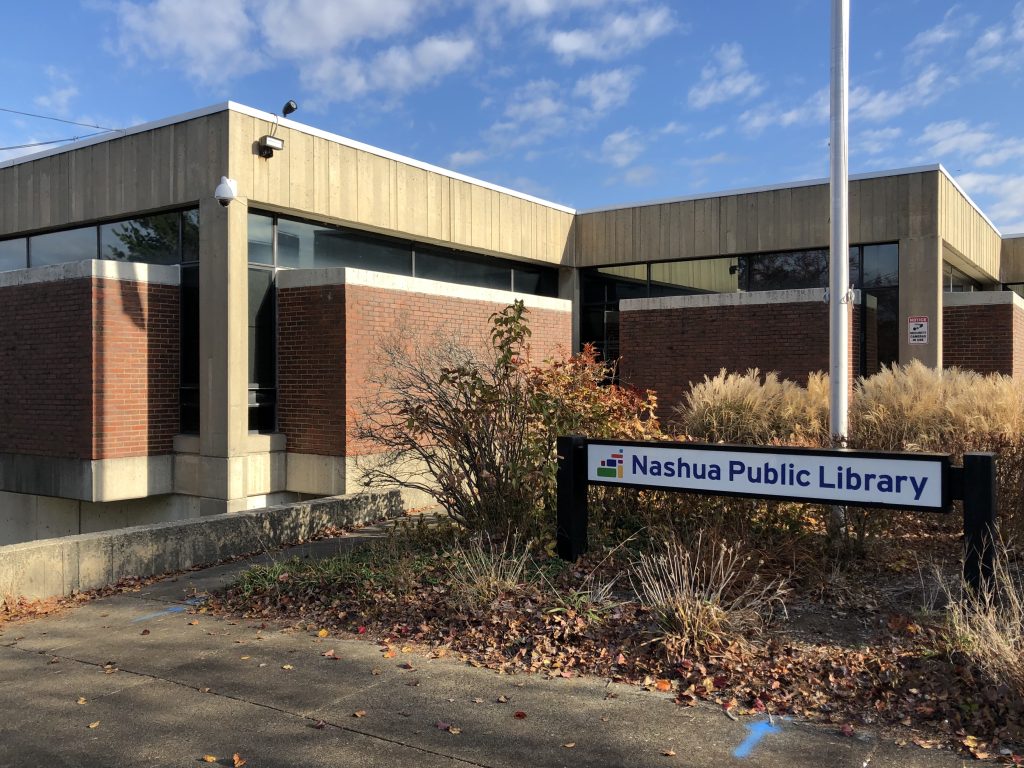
[357, 301, 658, 539]
[445, 535, 533, 611]
[630, 535, 788, 660]
[942, 546, 1024, 695]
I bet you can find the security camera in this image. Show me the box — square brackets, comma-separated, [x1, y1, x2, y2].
[214, 176, 238, 207]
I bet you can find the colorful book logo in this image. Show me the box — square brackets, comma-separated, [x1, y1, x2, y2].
[597, 450, 624, 479]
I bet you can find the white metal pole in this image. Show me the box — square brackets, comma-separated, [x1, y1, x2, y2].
[829, 0, 850, 447]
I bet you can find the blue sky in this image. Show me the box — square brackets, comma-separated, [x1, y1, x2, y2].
[2, 1, 1023, 231]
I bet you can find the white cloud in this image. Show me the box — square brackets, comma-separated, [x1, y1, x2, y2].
[485, 79, 568, 150]
[907, 6, 975, 61]
[33, 67, 78, 116]
[858, 127, 902, 155]
[661, 121, 687, 135]
[259, 0, 421, 59]
[679, 151, 732, 167]
[448, 149, 487, 167]
[115, 0, 260, 85]
[850, 65, 945, 121]
[739, 88, 828, 135]
[688, 42, 764, 109]
[623, 165, 655, 185]
[918, 120, 994, 156]
[958, 172, 1024, 233]
[573, 68, 639, 115]
[549, 6, 676, 62]
[967, 2, 1024, 73]
[600, 128, 644, 167]
[700, 125, 726, 140]
[302, 36, 474, 103]
[489, 0, 613, 20]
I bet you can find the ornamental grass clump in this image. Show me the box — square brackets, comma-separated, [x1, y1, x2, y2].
[630, 534, 788, 661]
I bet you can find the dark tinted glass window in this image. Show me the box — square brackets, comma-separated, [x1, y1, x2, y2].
[248, 269, 276, 388]
[29, 227, 97, 266]
[181, 209, 200, 262]
[180, 265, 200, 433]
[863, 243, 899, 288]
[0, 239, 27, 272]
[100, 213, 180, 264]
[416, 248, 511, 291]
[248, 213, 274, 265]
[512, 265, 559, 297]
[742, 249, 828, 291]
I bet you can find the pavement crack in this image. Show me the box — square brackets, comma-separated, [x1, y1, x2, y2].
[7, 644, 495, 768]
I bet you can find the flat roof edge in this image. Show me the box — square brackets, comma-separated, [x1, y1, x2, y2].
[223, 103, 575, 214]
[577, 165, 945, 215]
[0, 100, 576, 216]
[0, 102, 233, 170]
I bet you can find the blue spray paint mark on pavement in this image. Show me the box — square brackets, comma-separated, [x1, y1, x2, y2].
[733, 719, 782, 758]
[130, 605, 187, 623]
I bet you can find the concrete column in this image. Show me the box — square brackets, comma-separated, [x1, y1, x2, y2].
[198, 195, 250, 514]
[898, 234, 943, 367]
[558, 266, 581, 353]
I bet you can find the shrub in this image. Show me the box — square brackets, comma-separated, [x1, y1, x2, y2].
[630, 534, 788, 661]
[358, 301, 658, 539]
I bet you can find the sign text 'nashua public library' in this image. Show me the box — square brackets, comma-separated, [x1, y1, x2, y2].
[587, 442, 947, 510]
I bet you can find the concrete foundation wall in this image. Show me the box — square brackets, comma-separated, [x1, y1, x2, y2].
[0, 489, 402, 599]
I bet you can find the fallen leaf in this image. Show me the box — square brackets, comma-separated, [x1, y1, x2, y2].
[562, 742, 576, 748]
[353, 710, 366, 718]
[48, 657, 60, 664]
[435, 721, 451, 731]
[76, 697, 87, 705]
[496, 695, 509, 703]
[382, 650, 396, 659]
[312, 720, 326, 730]
[202, 756, 218, 763]
[662, 749, 677, 757]
[655, 679, 672, 692]
[471, 698, 484, 704]
[317, 628, 329, 638]
[357, 626, 367, 634]
[240, 656, 251, 660]
[140, 629, 150, 636]
[370, 667, 382, 676]
[233, 753, 247, 768]
[87, 721, 100, 729]
[448, 726, 462, 735]
[399, 662, 415, 671]
[400, 646, 413, 653]
[281, 664, 294, 670]
[514, 711, 527, 720]
[840, 724, 855, 737]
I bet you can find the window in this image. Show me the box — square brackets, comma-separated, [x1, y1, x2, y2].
[247, 267, 277, 433]
[99, 213, 181, 264]
[742, 249, 828, 292]
[277, 218, 412, 274]
[0, 238, 27, 272]
[179, 264, 200, 434]
[416, 247, 510, 291]
[29, 227, 97, 266]
[944, 262, 981, 292]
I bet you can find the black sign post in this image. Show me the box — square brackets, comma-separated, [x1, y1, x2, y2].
[555, 436, 997, 596]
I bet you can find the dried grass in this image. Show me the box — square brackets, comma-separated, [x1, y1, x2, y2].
[630, 534, 788, 660]
[942, 546, 1024, 696]
[445, 535, 533, 611]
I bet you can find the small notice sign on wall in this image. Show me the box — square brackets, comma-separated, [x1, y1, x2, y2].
[908, 315, 929, 344]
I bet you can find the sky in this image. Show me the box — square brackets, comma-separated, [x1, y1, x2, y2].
[2, 1, 1023, 232]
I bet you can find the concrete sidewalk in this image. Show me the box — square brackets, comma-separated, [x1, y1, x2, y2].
[0, 530, 963, 768]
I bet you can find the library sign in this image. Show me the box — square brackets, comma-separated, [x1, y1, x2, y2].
[586, 440, 947, 511]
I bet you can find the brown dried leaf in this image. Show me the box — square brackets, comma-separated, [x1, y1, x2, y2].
[562, 742, 576, 749]
[281, 664, 294, 670]
[654, 679, 672, 692]
[514, 711, 527, 720]
[87, 721, 100, 729]
[232, 753, 247, 768]
[662, 749, 677, 757]
[76, 697, 87, 705]
[201, 756, 218, 763]
[353, 709, 366, 718]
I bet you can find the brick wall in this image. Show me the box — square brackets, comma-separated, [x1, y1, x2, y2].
[619, 300, 859, 414]
[0, 279, 93, 458]
[92, 278, 179, 458]
[943, 303, 1024, 377]
[278, 282, 571, 457]
[0, 277, 178, 460]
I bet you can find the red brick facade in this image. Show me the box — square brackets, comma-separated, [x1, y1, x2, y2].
[278, 283, 571, 457]
[619, 300, 860, 413]
[0, 277, 178, 460]
[944, 302, 1024, 377]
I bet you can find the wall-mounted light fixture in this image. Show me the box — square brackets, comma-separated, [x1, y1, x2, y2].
[259, 100, 299, 159]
